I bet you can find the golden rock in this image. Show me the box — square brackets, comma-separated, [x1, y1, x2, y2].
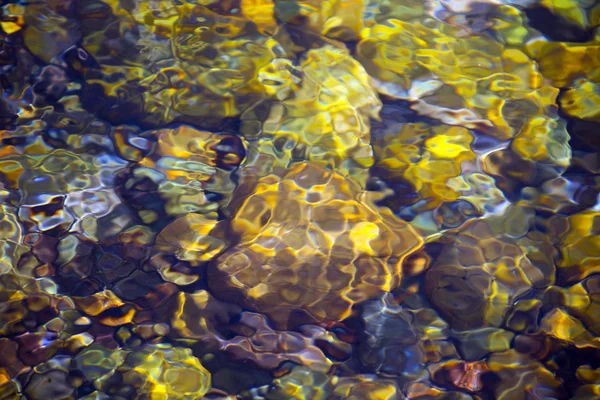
[96, 344, 211, 399]
[539, 0, 593, 29]
[487, 350, 562, 400]
[540, 308, 599, 349]
[155, 214, 225, 268]
[357, 19, 559, 140]
[264, 366, 332, 400]
[527, 38, 600, 88]
[333, 375, 401, 400]
[425, 218, 553, 330]
[510, 115, 571, 167]
[241, 0, 278, 34]
[557, 210, 600, 283]
[1, 4, 25, 35]
[374, 123, 477, 212]
[274, 0, 365, 41]
[243, 45, 381, 186]
[560, 79, 600, 122]
[211, 162, 422, 328]
[544, 275, 599, 336]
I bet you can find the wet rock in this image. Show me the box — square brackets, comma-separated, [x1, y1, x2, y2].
[210, 162, 423, 328]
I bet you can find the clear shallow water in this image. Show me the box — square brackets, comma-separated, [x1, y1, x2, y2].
[0, 0, 599, 399]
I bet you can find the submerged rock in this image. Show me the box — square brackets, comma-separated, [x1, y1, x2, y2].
[210, 162, 423, 328]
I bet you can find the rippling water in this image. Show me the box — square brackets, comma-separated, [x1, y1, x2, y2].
[0, 0, 599, 399]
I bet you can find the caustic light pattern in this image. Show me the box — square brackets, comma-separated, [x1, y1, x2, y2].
[0, 0, 599, 399]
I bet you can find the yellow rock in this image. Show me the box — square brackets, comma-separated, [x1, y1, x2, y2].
[211, 162, 422, 328]
[243, 45, 381, 186]
[1, 4, 25, 34]
[375, 123, 477, 211]
[487, 350, 562, 400]
[357, 19, 559, 140]
[541, 308, 600, 348]
[527, 39, 600, 88]
[333, 375, 401, 400]
[558, 210, 600, 282]
[540, 0, 590, 28]
[274, 0, 365, 41]
[96, 344, 211, 399]
[264, 366, 332, 399]
[155, 214, 225, 268]
[511, 116, 571, 167]
[561, 79, 600, 122]
[241, 0, 277, 34]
